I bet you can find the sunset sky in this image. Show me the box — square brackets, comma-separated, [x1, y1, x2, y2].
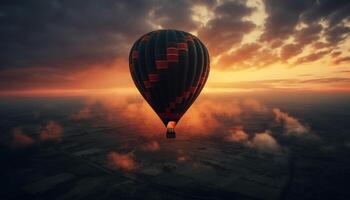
[1, 0, 350, 96]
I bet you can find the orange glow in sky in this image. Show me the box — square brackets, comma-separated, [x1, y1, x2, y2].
[1, 0, 350, 96]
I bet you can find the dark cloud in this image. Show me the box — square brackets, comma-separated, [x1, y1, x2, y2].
[259, 0, 350, 64]
[294, 24, 323, 45]
[280, 43, 304, 61]
[260, 0, 312, 43]
[198, 0, 256, 55]
[218, 43, 262, 67]
[0, 0, 220, 71]
[312, 42, 332, 50]
[301, 0, 350, 26]
[325, 25, 350, 45]
[262, 0, 350, 44]
[0, 0, 154, 69]
[149, 0, 201, 32]
[333, 56, 350, 64]
[215, 0, 350, 70]
[216, 43, 278, 69]
[294, 50, 331, 65]
[330, 51, 342, 58]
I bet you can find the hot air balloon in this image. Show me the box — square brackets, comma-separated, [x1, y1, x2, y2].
[129, 29, 210, 138]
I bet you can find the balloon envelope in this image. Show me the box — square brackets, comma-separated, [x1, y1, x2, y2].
[129, 29, 210, 134]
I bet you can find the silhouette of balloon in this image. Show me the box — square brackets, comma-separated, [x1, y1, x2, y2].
[129, 29, 210, 138]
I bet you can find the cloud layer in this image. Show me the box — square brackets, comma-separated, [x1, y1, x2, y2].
[66, 94, 314, 155]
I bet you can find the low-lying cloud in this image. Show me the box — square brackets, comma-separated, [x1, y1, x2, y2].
[225, 126, 248, 142]
[12, 128, 34, 148]
[10, 120, 63, 148]
[247, 131, 281, 153]
[273, 108, 309, 135]
[140, 141, 160, 152]
[67, 94, 315, 154]
[40, 121, 63, 141]
[107, 151, 136, 172]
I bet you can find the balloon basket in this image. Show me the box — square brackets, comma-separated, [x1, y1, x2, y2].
[166, 121, 176, 138]
[166, 128, 176, 139]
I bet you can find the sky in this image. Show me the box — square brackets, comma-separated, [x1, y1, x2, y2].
[0, 0, 350, 96]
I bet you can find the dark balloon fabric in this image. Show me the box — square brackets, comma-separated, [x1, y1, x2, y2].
[129, 30, 210, 127]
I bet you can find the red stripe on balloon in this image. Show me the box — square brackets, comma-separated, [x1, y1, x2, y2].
[184, 36, 194, 42]
[156, 60, 168, 69]
[148, 74, 160, 82]
[167, 47, 178, 54]
[167, 54, 179, 62]
[177, 43, 188, 51]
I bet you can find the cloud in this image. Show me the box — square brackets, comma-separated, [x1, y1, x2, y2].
[280, 43, 304, 61]
[100, 96, 164, 136]
[0, 0, 221, 91]
[140, 141, 160, 152]
[224, 126, 281, 153]
[333, 56, 350, 64]
[176, 149, 191, 162]
[107, 151, 136, 172]
[258, 0, 350, 66]
[272, 108, 308, 135]
[216, 43, 278, 70]
[294, 24, 323, 45]
[0, 0, 154, 69]
[198, 0, 256, 55]
[225, 126, 248, 142]
[178, 99, 242, 135]
[177, 155, 190, 162]
[40, 120, 63, 141]
[312, 42, 331, 50]
[247, 131, 281, 152]
[325, 25, 350, 45]
[78, 94, 243, 136]
[12, 128, 34, 147]
[260, 0, 312, 43]
[294, 50, 331, 65]
[215, 0, 350, 70]
[148, 0, 203, 32]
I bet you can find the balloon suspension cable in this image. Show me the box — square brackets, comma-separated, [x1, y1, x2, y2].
[166, 121, 176, 139]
